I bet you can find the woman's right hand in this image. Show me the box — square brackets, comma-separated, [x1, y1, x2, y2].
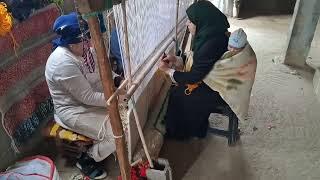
[159, 53, 177, 70]
[161, 54, 177, 66]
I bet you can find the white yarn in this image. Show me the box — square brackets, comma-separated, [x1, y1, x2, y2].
[113, 0, 193, 98]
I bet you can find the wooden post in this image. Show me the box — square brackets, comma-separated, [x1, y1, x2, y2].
[75, 1, 131, 179]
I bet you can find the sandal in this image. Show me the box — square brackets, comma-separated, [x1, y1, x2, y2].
[76, 154, 107, 180]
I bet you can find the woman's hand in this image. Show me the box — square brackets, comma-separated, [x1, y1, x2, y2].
[158, 53, 178, 83]
[162, 54, 177, 67]
[158, 53, 177, 71]
[159, 60, 171, 73]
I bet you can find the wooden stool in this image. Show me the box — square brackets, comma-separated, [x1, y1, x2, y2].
[44, 121, 94, 159]
[208, 105, 240, 146]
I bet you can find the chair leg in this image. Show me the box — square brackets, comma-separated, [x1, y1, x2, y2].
[228, 111, 239, 146]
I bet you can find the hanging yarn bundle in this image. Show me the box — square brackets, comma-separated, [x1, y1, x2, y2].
[0, 2, 18, 56]
[0, 2, 13, 36]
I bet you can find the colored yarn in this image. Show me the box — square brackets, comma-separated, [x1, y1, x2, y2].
[0, 2, 13, 36]
[13, 98, 54, 146]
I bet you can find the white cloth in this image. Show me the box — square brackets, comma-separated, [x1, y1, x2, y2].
[203, 44, 257, 121]
[167, 69, 176, 83]
[45, 47, 106, 125]
[45, 47, 115, 162]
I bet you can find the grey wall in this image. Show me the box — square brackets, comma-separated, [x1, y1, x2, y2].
[284, 0, 320, 68]
[241, 0, 297, 14]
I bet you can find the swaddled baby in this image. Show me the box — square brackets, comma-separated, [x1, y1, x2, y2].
[227, 28, 247, 55]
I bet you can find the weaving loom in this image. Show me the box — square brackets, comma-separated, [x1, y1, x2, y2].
[108, 0, 193, 161]
[0, 0, 193, 165]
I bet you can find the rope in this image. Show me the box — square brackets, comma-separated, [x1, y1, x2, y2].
[9, 32, 19, 57]
[97, 115, 124, 141]
[103, 10, 112, 57]
[113, 133, 124, 139]
[1, 108, 20, 153]
[81, 11, 103, 20]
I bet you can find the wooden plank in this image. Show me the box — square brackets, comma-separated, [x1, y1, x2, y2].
[76, 1, 131, 179]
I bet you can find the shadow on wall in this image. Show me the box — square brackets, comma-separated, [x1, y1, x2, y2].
[239, 0, 296, 19]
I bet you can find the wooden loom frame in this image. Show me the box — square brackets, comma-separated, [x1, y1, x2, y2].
[76, 0, 190, 179]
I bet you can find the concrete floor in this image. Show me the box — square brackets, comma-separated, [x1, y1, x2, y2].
[161, 16, 320, 180]
[57, 15, 320, 180]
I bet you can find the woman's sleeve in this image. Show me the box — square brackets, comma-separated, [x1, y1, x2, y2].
[54, 61, 106, 107]
[173, 40, 225, 84]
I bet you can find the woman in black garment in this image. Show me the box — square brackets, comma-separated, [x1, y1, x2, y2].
[159, 1, 230, 140]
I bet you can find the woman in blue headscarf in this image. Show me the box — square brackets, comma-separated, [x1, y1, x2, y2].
[45, 12, 113, 179]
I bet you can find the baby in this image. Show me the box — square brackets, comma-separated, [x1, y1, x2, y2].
[228, 28, 247, 55]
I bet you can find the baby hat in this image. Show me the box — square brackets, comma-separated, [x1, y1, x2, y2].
[229, 28, 247, 49]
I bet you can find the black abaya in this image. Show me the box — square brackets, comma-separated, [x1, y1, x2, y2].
[165, 33, 229, 140]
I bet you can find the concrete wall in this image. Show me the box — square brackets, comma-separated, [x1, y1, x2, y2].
[284, 0, 320, 68]
[241, 0, 296, 14]
[308, 20, 320, 62]
[307, 19, 320, 101]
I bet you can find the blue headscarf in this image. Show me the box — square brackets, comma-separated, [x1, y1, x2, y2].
[52, 12, 89, 50]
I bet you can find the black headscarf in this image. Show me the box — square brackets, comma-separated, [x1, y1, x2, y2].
[186, 1, 230, 52]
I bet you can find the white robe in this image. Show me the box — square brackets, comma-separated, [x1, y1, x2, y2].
[45, 47, 115, 162]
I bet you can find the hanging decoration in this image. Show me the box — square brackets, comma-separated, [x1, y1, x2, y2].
[0, 2, 19, 56]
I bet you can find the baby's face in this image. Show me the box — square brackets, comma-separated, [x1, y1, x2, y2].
[228, 45, 242, 53]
